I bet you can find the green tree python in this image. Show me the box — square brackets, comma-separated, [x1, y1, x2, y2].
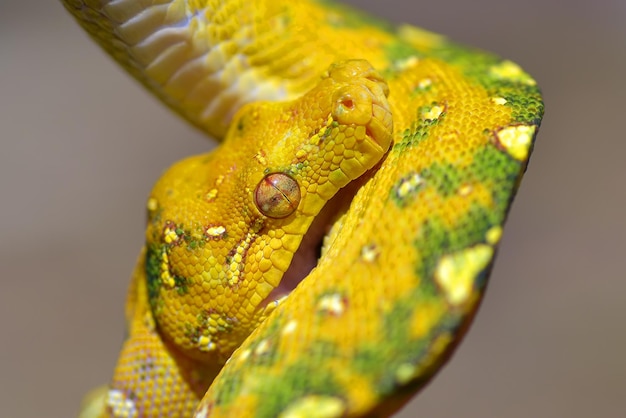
[60, 0, 544, 416]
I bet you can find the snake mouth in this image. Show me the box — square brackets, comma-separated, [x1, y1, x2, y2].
[260, 170, 373, 307]
[366, 101, 394, 150]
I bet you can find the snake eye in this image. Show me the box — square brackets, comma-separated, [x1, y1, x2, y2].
[254, 173, 301, 218]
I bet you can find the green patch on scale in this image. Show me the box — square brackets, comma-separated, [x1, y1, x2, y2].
[393, 103, 445, 150]
[145, 244, 164, 313]
[414, 203, 497, 284]
[428, 42, 544, 125]
[494, 82, 544, 125]
[173, 275, 190, 295]
[352, 289, 460, 396]
[469, 143, 523, 207]
[254, 361, 344, 418]
[179, 227, 209, 251]
[212, 362, 245, 407]
[419, 162, 464, 198]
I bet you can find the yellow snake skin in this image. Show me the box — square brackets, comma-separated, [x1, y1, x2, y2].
[60, 0, 544, 417]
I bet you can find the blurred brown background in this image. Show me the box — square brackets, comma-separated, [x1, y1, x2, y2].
[1, 0, 624, 417]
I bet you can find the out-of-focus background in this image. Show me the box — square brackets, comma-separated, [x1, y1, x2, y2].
[1, 1, 624, 417]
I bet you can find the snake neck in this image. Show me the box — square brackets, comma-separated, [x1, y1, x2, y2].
[62, 0, 398, 138]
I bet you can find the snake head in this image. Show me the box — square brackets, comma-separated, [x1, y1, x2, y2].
[144, 59, 393, 363]
[249, 59, 393, 210]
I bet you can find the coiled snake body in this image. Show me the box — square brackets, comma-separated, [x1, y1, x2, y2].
[61, 1, 544, 417]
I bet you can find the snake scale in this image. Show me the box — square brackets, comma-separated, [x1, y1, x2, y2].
[61, 1, 544, 417]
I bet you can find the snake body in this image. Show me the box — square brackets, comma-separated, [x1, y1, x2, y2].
[61, 1, 544, 417]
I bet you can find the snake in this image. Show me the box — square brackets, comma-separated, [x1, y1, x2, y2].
[61, 1, 544, 417]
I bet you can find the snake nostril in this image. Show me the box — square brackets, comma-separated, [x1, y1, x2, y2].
[341, 98, 355, 110]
